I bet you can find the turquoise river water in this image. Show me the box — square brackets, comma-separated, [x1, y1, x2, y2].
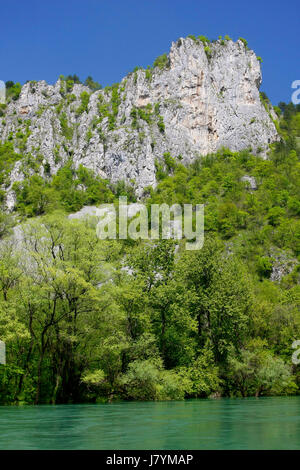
[0, 396, 300, 450]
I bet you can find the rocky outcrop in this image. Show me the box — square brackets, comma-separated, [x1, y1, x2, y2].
[0, 37, 278, 209]
[270, 249, 299, 283]
[241, 175, 257, 190]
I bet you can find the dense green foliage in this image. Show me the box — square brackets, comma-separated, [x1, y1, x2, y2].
[153, 53, 169, 70]
[12, 163, 137, 216]
[5, 81, 22, 102]
[59, 74, 102, 92]
[0, 142, 22, 187]
[0, 102, 299, 404]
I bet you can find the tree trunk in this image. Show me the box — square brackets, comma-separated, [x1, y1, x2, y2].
[35, 352, 44, 404]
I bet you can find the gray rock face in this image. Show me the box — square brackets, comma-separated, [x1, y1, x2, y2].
[241, 175, 257, 190]
[269, 249, 298, 283]
[0, 37, 278, 209]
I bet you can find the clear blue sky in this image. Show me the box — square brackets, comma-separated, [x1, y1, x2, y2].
[1, 0, 299, 104]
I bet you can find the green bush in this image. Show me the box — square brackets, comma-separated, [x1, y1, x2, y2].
[59, 113, 74, 140]
[198, 35, 210, 44]
[0, 142, 22, 185]
[76, 91, 90, 116]
[239, 37, 248, 48]
[120, 359, 185, 401]
[204, 46, 212, 59]
[153, 53, 169, 70]
[257, 256, 273, 278]
[84, 76, 102, 91]
[5, 81, 21, 102]
[228, 342, 297, 397]
[157, 115, 165, 133]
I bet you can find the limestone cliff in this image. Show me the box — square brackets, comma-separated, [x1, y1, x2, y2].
[0, 37, 278, 209]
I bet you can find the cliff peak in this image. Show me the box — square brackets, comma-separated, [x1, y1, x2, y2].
[0, 35, 278, 208]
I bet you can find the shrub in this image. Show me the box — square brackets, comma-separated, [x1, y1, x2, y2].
[228, 344, 297, 397]
[66, 79, 74, 93]
[120, 360, 161, 400]
[176, 349, 221, 398]
[65, 74, 81, 84]
[0, 104, 7, 116]
[267, 206, 285, 226]
[84, 76, 102, 91]
[120, 359, 185, 401]
[130, 108, 138, 129]
[0, 210, 13, 238]
[145, 68, 152, 81]
[257, 256, 273, 278]
[198, 35, 210, 44]
[155, 159, 167, 181]
[76, 91, 90, 116]
[0, 142, 22, 185]
[5, 82, 21, 102]
[59, 113, 73, 140]
[204, 46, 212, 59]
[137, 104, 153, 124]
[163, 152, 177, 172]
[239, 37, 248, 48]
[110, 84, 120, 118]
[153, 53, 169, 70]
[157, 115, 165, 133]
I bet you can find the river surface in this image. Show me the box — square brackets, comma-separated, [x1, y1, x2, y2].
[0, 397, 300, 449]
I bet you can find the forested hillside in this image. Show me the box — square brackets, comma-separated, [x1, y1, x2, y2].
[0, 95, 299, 404]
